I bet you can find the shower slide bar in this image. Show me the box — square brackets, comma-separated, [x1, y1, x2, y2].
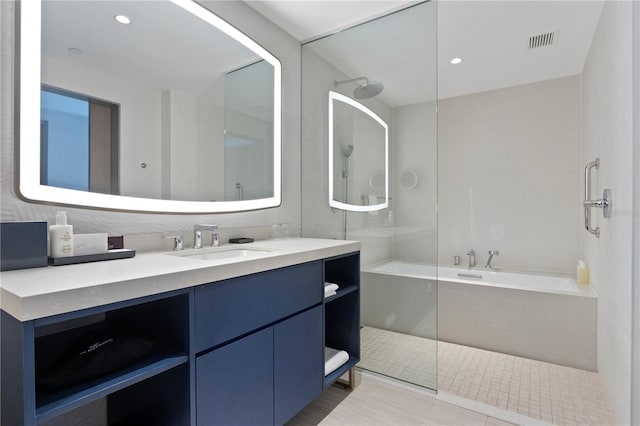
[583, 158, 612, 238]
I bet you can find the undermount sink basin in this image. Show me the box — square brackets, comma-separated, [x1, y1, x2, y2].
[169, 247, 272, 261]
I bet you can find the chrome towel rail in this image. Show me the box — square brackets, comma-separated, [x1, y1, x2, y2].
[583, 158, 612, 238]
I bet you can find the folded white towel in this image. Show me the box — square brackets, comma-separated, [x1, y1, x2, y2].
[324, 289, 337, 298]
[324, 282, 339, 291]
[324, 346, 349, 376]
[324, 284, 339, 296]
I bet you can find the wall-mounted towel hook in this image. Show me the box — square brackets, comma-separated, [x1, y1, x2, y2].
[583, 158, 612, 238]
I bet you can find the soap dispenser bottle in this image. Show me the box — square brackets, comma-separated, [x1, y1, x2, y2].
[50, 211, 73, 258]
[576, 259, 590, 285]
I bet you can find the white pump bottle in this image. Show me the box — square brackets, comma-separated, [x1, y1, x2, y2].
[50, 211, 74, 258]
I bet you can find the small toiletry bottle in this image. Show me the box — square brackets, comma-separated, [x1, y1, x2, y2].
[49, 211, 73, 258]
[576, 259, 589, 285]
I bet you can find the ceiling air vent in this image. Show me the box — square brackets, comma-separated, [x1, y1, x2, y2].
[529, 31, 555, 49]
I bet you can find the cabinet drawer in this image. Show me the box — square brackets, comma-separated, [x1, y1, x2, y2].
[196, 327, 274, 426]
[195, 261, 322, 352]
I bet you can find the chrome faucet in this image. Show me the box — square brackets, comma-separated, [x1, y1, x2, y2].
[194, 224, 220, 249]
[163, 235, 184, 251]
[466, 250, 476, 268]
[485, 250, 500, 269]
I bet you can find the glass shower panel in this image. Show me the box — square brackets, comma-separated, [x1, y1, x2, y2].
[301, 1, 438, 391]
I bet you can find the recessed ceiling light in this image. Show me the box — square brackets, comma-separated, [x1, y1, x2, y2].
[114, 15, 131, 25]
[450, 57, 463, 65]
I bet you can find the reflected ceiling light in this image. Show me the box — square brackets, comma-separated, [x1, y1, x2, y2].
[67, 47, 82, 54]
[114, 15, 131, 25]
[450, 57, 463, 65]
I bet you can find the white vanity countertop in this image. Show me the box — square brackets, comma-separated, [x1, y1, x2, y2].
[0, 238, 360, 322]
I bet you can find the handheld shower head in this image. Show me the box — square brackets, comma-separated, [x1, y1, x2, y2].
[334, 76, 384, 99]
[342, 145, 354, 178]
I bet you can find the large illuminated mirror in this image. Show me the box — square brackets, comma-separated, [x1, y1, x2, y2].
[18, 0, 281, 213]
[328, 91, 388, 212]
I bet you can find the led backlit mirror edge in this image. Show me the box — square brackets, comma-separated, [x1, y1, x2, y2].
[17, 0, 282, 214]
[328, 91, 388, 212]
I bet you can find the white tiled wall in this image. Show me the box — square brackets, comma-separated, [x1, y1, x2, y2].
[437, 76, 582, 274]
[391, 102, 438, 263]
[581, 1, 635, 423]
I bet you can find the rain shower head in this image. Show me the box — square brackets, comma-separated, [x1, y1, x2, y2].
[343, 144, 354, 158]
[334, 76, 384, 100]
[354, 80, 384, 99]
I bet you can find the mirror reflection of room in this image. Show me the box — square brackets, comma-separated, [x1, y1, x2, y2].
[40, 0, 275, 202]
[331, 99, 386, 208]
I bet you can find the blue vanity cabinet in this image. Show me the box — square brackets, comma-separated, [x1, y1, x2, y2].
[194, 261, 325, 426]
[1, 250, 360, 426]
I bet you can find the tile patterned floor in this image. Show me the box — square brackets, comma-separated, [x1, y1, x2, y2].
[360, 326, 617, 426]
[288, 372, 516, 426]
[360, 326, 437, 389]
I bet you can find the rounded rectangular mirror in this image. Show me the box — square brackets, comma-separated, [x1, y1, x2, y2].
[328, 91, 388, 212]
[18, 0, 281, 213]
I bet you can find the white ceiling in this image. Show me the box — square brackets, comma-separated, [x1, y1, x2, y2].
[437, 1, 604, 99]
[245, 1, 419, 42]
[246, 0, 605, 100]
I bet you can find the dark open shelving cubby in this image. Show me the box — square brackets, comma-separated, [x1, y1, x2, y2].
[32, 292, 191, 425]
[35, 352, 188, 422]
[324, 252, 360, 297]
[323, 252, 360, 389]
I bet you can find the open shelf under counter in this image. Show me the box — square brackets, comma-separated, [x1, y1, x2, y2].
[324, 283, 358, 303]
[323, 252, 360, 391]
[35, 351, 188, 422]
[323, 355, 359, 389]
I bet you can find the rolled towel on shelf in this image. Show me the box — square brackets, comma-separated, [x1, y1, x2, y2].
[324, 282, 340, 298]
[324, 282, 339, 291]
[324, 346, 349, 376]
[324, 289, 337, 298]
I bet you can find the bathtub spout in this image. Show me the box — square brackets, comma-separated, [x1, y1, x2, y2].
[467, 250, 476, 268]
[485, 250, 500, 269]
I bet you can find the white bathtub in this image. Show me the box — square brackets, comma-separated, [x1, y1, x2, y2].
[371, 261, 584, 294]
[361, 260, 598, 370]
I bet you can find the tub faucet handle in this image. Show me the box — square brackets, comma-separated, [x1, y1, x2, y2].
[485, 250, 500, 269]
[453, 255, 461, 266]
